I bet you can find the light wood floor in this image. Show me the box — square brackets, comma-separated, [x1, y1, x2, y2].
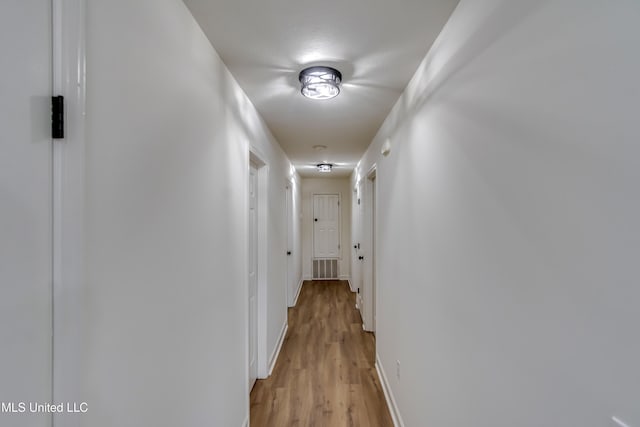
[250, 280, 394, 427]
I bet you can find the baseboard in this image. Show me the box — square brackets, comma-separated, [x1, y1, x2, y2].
[346, 278, 355, 292]
[268, 322, 288, 376]
[303, 274, 312, 281]
[375, 354, 405, 427]
[241, 414, 248, 427]
[292, 279, 304, 307]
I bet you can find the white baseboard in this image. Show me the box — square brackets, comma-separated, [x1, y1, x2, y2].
[292, 279, 303, 307]
[346, 278, 355, 292]
[241, 414, 248, 427]
[303, 274, 312, 281]
[375, 354, 405, 427]
[268, 322, 288, 376]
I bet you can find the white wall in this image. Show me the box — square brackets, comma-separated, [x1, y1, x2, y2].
[301, 178, 352, 281]
[354, 1, 640, 426]
[53, 0, 300, 425]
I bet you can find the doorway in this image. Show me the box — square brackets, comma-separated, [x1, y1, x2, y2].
[248, 151, 269, 391]
[369, 171, 377, 334]
[363, 167, 377, 333]
[248, 161, 259, 390]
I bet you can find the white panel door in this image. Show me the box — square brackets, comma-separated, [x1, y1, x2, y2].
[0, 1, 53, 425]
[248, 163, 258, 389]
[313, 194, 339, 258]
[356, 183, 365, 312]
[286, 183, 295, 306]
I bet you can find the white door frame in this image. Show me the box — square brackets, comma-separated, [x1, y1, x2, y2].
[249, 150, 270, 380]
[52, 1, 88, 425]
[248, 161, 259, 390]
[363, 165, 377, 332]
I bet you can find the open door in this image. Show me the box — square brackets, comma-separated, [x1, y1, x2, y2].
[0, 1, 53, 425]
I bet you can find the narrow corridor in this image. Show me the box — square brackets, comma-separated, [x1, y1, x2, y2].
[250, 281, 393, 426]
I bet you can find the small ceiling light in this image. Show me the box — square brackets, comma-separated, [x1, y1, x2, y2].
[313, 144, 328, 151]
[299, 66, 342, 100]
[317, 163, 333, 173]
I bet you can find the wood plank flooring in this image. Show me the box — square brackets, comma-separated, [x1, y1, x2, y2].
[250, 280, 394, 427]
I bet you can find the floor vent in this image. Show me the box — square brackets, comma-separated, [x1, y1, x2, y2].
[312, 259, 339, 280]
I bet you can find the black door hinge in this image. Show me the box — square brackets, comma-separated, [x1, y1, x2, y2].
[52, 96, 64, 139]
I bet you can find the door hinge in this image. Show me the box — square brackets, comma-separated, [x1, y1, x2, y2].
[52, 96, 64, 139]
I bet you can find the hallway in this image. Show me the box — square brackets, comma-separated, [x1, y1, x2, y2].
[250, 281, 393, 427]
[3, 1, 640, 426]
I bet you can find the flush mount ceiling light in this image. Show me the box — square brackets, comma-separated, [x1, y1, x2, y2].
[317, 163, 333, 173]
[299, 66, 342, 100]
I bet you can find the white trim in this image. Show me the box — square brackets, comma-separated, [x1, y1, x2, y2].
[361, 166, 378, 333]
[268, 322, 288, 376]
[249, 152, 270, 380]
[52, 1, 87, 426]
[376, 354, 405, 427]
[612, 417, 631, 427]
[241, 414, 249, 427]
[346, 278, 355, 292]
[303, 275, 312, 281]
[292, 279, 304, 307]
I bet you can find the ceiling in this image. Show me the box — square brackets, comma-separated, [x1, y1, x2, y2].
[183, 0, 459, 178]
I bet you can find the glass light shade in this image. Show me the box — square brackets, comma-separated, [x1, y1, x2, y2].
[317, 163, 333, 172]
[299, 66, 342, 100]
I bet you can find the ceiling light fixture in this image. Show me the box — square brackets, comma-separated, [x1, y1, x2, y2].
[299, 66, 342, 100]
[317, 163, 333, 173]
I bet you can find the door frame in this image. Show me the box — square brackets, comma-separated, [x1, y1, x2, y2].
[52, 1, 88, 424]
[363, 165, 377, 332]
[248, 150, 269, 381]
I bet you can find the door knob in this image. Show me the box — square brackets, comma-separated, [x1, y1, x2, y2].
[314, 218, 318, 222]
[359, 256, 364, 260]
[287, 251, 291, 255]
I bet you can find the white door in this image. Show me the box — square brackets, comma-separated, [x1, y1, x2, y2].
[0, 1, 53, 425]
[313, 194, 340, 258]
[248, 162, 258, 389]
[356, 183, 365, 312]
[286, 183, 295, 306]
[371, 176, 377, 333]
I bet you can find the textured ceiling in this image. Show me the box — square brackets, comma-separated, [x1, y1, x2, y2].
[184, 0, 459, 177]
